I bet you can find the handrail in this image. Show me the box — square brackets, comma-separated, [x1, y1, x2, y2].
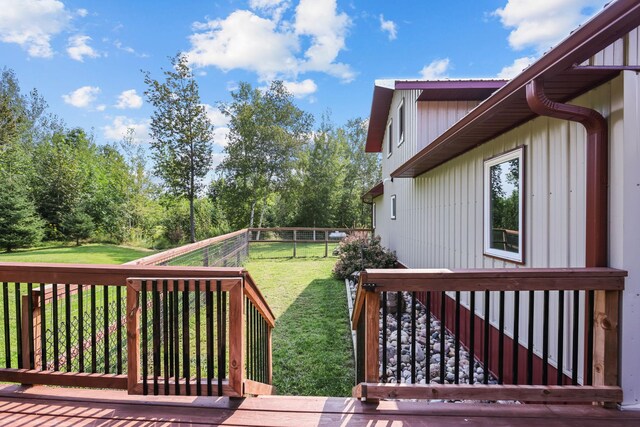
[249, 227, 372, 232]
[243, 271, 276, 327]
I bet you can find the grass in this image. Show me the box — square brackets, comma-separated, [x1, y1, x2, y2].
[0, 243, 155, 264]
[245, 254, 355, 397]
[249, 241, 341, 259]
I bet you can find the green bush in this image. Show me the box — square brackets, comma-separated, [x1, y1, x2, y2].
[333, 235, 396, 280]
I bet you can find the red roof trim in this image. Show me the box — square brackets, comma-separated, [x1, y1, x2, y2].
[362, 181, 384, 203]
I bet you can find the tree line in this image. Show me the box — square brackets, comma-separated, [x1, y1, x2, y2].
[0, 57, 380, 253]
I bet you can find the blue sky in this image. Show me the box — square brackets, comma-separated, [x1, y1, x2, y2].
[0, 0, 608, 166]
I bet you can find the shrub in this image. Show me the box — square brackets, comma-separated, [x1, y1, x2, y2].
[333, 235, 397, 280]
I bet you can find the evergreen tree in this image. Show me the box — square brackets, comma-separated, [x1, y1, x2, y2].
[61, 206, 94, 246]
[0, 180, 44, 252]
[144, 54, 214, 243]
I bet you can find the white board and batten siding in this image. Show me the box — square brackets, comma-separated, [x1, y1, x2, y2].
[373, 54, 640, 405]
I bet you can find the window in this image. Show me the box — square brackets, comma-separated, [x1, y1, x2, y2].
[387, 120, 393, 157]
[390, 195, 396, 220]
[397, 98, 405, 146]
[483, 147, 524, 263]
[372, 202, 377, 228]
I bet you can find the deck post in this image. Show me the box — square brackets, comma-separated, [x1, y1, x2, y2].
[364, 290, 380, 384]
[228, 281, 245, 396]
[126, 280, 141, 394]
[593, 289, 620, 406]
[20, 293, 40, 374]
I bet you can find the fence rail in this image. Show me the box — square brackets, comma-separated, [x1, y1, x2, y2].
[248, 228, 371, 258]
[352, 267, 625, 404]
[0, 262, 275, 397]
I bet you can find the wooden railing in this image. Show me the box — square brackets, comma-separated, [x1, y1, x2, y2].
[0, 262, 275, 397]
[352, 267, 626, 404]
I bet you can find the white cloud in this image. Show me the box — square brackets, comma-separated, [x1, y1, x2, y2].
[283, 79, 317, 98]
[494, 0, 608, 53]
[497, 56, 536, 79]
[115, 89, 143, 109]
[249, 0, 290, 21]
[211, 152, 226, 169]
[114, 40, 149, 58]
[186, 0, 354, 83]
[102, 116, 150, 143]
[202, 104, 231, 147]
[419, 58, 451, 80]
[96, 104, 106, 112]
[379, 14, 397, 40]
[67, 34, 99, 61]
[76, 8, 88, 17]
[212, 127, 230, 148]
[62, 85, 100, 108]
[0, 0, 72, 58]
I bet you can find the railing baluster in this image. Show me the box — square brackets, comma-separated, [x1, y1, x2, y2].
[65, 283, 71, 372]
[195, 280, 202, 396]
[557, 290, 565, 385]
[586, 290, 595, 385]
[542, 290, 550, 385]
[163, 280, 169, 394]
[142, 280, 148, 395]
[572, 290, 579, 385]
[382, 292, 387, 383]
[483, 290, 490, 385]
[222, 290, 227, 383]
[78, 284, 84, 372]
[183, 281, 191, 396]
[498, 290, 505, 384]
[469, 291, 475, 385]
[454, 291, 461, 384]
[216, 280, 223, 396]
[91, 284, 96, 373]
[440, 291, 445, 384]
[206, 280, 213, 396]
[396, 291, 402, 383]
[52, 283, 59, 371]
[512, 291, 520, 384]
[169, 287, 174, 379]
[117, 285, 123, 375]
[104, 284, 109, 374]
[410, 291, 416, 384]
[527, 290, 535, 385]
[173, 280, 180, 395]
[2, 282, 9, 368]
[27, 283, 34, 370]
[40, 283, 46, 370]
[15, 283, 21, 369]
[152, 280, 160, 396]
[426, 291, 432, 382]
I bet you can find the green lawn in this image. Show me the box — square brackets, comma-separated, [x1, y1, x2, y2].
[245, 255, 355, 397]
[0, 243, 155, 264]
[248, 241, 341, 259]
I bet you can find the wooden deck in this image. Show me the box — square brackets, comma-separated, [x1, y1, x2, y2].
[1, 385, 639, 426]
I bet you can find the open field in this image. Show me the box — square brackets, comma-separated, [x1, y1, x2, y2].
[0, 244, 155, 264]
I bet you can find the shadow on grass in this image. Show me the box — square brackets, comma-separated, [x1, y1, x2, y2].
[271, 277, 355, 397]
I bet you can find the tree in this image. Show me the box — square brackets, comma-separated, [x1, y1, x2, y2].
[144, 54, 214, 243]
[61, 205, 94, 246]
[217, 81, 313, 229]
[0, 179, 44, 252]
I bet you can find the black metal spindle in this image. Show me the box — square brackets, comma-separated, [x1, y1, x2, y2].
[454, 291, 461, 384]
[195, 280, 202, 396]
[15, 283, 22, 369]
[163, 280, 169, 394]
[527, 290, 535, 385]
[2, 282, 9, 368]
[586, 290, 594, 385]
[571, 290, 579, 385]
[222, 291, 227, 380]
[173, 280, 180, 395]
[142, 280, 148, 395]
[512, 291, 520, 384]
[498, 291, 505, 384]
[116, 285, 122, 375]
[104, 285, 109, 373]
[216, 280, 223, 396]
[396, 291, 402, 383]
[440, 291, 446, 384]
[52, 283, 59, 371]
[469, 291, 475, 384]
[557, 290, 565, 385]
[245, 298, 250, 380]
[78, 284, 84, 372]
[382, 292, 388, 382]
[152, 281, 160, 396]
[40, 284, 46, 370]
[542, 290, 550, 385]
[483, 290, 490, 385]
[27, 283, 34, 369]
[183, 282, 191, 396]
[91, 284, 96, 373]
[411, 292, 416, 384]
[169, 288, 174, 378]
[206, 280, 213, 396]
[65, 284, 71, 372]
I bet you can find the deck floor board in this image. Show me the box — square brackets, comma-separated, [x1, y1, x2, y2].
[0, 386, 639, 426]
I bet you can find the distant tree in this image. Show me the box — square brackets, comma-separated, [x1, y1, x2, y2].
[61, 205, 94, 246]
[144, 54, 214, 243]
[0, 179, 44, 252]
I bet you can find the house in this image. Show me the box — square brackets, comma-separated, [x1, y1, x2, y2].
[363, 0, 640, 409]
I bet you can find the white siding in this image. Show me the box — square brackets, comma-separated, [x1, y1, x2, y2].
[417, 101, 480, 151]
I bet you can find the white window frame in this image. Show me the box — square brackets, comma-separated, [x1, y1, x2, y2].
[397, 98, 405, 147]
[372, 202, 377, 228]
[387, 119, 393, 158]
[390, 194, 396, 220]
[483, 147, 524, 263]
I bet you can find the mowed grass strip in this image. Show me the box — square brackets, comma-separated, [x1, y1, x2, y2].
[0, 243, 155, 264]
[245, 255, 354, 397]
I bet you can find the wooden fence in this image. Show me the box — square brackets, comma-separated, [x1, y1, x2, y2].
[352, 267, 625, 404]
